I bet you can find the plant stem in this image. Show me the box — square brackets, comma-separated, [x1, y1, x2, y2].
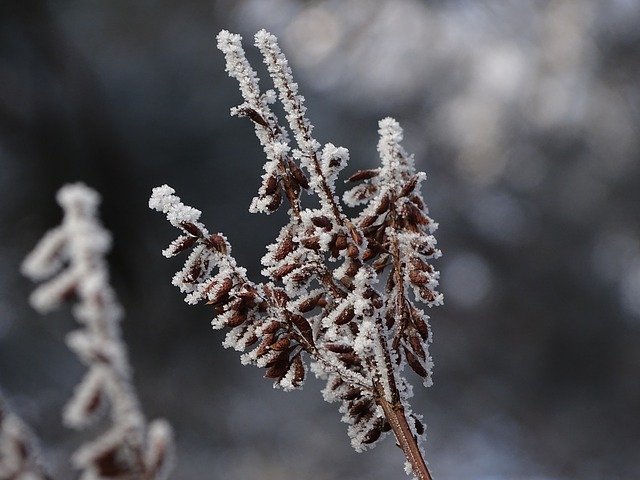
[376, 394, 433, 480]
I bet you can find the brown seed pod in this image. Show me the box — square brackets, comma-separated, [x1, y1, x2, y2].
[346, 243, 360, 258]
[265, 359, 290, 379]
[167, 235, 198, 256]
[340, 388, 362, 401]
[375, 194, 391, 215]
[419, 287, 436, 303]
[409, 335, 425, 359]
[347, 169, 379, 182]
[410, 194, 425, 210]
[339, 352, 361, 367]
[408, 270, 429, 286]
[273, 232, 295, 262]
[362, 422, 383, 444]
[208, 234, 226, 252]
[291, 354, 305, 385]
[290, 314, 313, 343]
[329, 376, 344, 391]
[264, 174, 279, 195]
[205, 277, 233, 304]
[325, 343, 353, 354]
[272, 263, 299, 279]
[240, 107, 270, 128]
[266, 191, 282, 211]
[180, 221, 203, 237]
[335, 305, 355, 326]
[272, 336, 291, 351]
[301, 235, 321, 251]
[288, 159, 310, 189]
[412, 314, 430, 341]
[400, 174, 419, 197]
[412, 416, 425, 436]
[226, 310, 247, 328]
[311, 216, 333, 230]
[262, 320, 282, 334]
[404, 346, 428, 377]
[405, 202, 428, 226]
[297, 293, 322, 313]
[360, 215, 377, 229]
[334, 233, 348, 250]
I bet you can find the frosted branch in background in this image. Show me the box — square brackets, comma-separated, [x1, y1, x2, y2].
[0, 394, 48, 480]
[22, 183, 173, 480]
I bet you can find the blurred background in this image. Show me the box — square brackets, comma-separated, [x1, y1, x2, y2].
[1, 1, 639, 478]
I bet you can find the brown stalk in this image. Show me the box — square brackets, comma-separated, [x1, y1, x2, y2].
[376, 389, 433, 480]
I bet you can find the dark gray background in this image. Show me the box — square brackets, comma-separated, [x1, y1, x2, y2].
[1, 1, 639, 479]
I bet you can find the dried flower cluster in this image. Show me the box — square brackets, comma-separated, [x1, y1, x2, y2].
[0, 394, 48, 480]
[151, 30, 442, 479]
[22, 184, 173, 480]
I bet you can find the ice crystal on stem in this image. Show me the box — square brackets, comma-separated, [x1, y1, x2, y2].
[152, 30, 443, 480]
[22, 184, 174, 480]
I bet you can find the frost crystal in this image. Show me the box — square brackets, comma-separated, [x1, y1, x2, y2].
[152, 30, 443, 480]
[23, 183, 174, 480]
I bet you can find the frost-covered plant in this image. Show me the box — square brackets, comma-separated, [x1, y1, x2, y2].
[0, 393, 49, 480]
[150, 30, 442, 480]
[22, 184, 174, 480]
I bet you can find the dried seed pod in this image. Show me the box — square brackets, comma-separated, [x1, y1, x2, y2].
[408, 270, 429, 286]
[272, 336, 291, 351]
[349, 399, 372, 421]
[226, 310, 247, 328]
[381, 420, 392, 432]
[410, 194, 425, 210]
[375, 194, 391, 215]
[334, 233, 348, 250]
[412, 416, 425, 436]
[288, 159, 310, 189]
[180, 221, 203, 237]
[347, 169, 379, 182]
[329, 377, 344, 391]
[290, 314, 313, 343]
[404, 346, 428, 377]
[273, 232, 295, 262]
[400, 174, 419, 197]
[339, 352, 361, 367]
[292, 354, 305, 384]
[362, 248, 376, 261]
[262, 320, 282, 334]
[335, 305, 355, 326]
[266, 191, 282, 211]
[360, 215, 377, 229]
[325, 343, 353, 354]
[272, 263, 298, 279]
[311, 216, 332, 230]
[412, 314, 430, 340]
[301, 235, 321, 250]
[264, 174, 279, 195]
[409, 335, 425, 359]
[362, 421, 383, 444]
[265, 358, 290, 379]
[347, 243, 359, 258]
[405, 202, 428, 226]
[207, 234, 227, 253]
[373, 253, 390, 273]
[240, 107, 270, 128]
[166, 235, 198, 256]
[204, 277, 233, 304]
[297, 293, 322, 313]
[340, 388, 362, 401]
[409, 256, 431, 272]
[419, 287, 436, 303]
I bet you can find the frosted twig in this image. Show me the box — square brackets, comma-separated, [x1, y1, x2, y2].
[152, 30, 443, 480]
[0, 393, 48, 480]
[23, 183, 174, 480]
